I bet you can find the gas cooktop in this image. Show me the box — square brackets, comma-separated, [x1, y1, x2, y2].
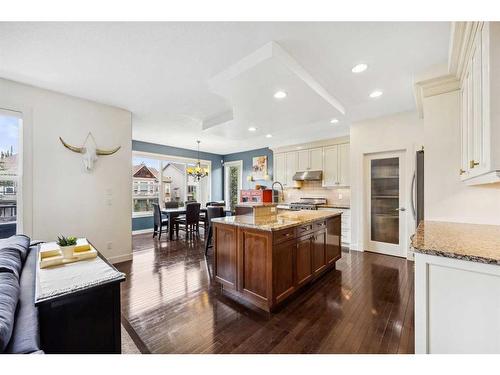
[289, 197, 327, 210]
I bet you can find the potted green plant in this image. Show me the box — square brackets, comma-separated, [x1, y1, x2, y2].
[57, 235, 77, 259]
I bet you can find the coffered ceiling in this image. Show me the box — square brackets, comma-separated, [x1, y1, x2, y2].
[0, 22, 450, 154]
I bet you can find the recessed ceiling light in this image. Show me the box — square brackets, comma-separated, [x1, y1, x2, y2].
[265, 134, 272, 138]
[369, 90, 383, 98]
[273, 90, 287, 99]
[330, 118, 339, 124]
[352, 63, 368, 73]
[248, 127, 257, 132]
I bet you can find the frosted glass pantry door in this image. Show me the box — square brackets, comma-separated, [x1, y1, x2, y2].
[365, 151, 407, 258]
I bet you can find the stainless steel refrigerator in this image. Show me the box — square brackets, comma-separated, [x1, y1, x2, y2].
[411, 149, 424, 227]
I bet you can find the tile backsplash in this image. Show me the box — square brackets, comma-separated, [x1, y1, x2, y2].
[282, 180, 350, 206]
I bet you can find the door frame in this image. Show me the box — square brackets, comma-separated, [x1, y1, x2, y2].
[224, 160, 243, 207]
[363, 150, 408, 258]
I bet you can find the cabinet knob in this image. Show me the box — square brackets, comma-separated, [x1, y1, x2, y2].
[459, 168, 466, 175]
[469, 160, 479, 169]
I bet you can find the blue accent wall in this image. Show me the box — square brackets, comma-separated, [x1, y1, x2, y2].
[223, 147, 274, 190]
[132, 140, 224, 231]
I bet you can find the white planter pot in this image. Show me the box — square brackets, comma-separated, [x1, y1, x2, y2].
[61, 245, 75, 259]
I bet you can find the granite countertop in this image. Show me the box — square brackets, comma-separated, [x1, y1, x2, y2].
[318, 204, 351, 209]
[276, 203, 350, 210]
[212, 210, 342, 231]
[412, 221, 500, 265]
[235, 202, 278, 207]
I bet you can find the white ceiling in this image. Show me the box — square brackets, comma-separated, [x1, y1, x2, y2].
[0, 22, 450, 154]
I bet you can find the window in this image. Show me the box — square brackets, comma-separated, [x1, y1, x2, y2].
[132, 156, 160, 215]
[0, 110, 21, 239]
[132, 152, 211, 216]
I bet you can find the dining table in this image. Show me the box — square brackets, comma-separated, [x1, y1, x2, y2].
[161, 206, 235, 240]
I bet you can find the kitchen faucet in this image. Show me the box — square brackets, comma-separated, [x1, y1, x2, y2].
[272, 181, 284, 204]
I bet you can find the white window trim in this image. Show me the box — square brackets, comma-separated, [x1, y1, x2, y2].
[132, 212, 153, 218]
[0, 108, 23, 234]
[132, 150, 212, 218]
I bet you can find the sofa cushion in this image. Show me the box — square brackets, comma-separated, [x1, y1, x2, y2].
[6, 247, 41, 354]
[0, 235, 31, 264]
[0, 272, 20, 352]
[0, 248, 22, 278]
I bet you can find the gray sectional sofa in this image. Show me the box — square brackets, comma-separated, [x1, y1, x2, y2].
[0, 235, 42, 354]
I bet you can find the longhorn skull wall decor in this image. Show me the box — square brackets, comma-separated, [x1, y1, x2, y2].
[59, 132, 121, 171]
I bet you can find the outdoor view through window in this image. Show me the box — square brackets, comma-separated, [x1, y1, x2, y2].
[132, 154, 210, 215]
[0, 112, 20, 238]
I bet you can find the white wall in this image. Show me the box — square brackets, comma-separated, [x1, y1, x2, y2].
[0, 78, 132, 263]
[423, 90, 500, 224]
[350, 111, 424, 255]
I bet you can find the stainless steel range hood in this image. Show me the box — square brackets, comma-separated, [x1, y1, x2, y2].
[292, 170, 323, 181]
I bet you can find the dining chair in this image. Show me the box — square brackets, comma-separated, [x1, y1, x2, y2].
[205, 206, 225, 255]
[152, 203, 168, 240]
[174, 202, 201, 238]
[206, 201, 225, 207]
[203, 202, 225, 228]
[164, 201, 179, 209]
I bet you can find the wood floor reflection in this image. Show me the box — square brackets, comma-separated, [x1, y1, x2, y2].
[117, 233, 414, 354]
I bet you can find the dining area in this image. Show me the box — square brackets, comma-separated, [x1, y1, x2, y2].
[152, 201, 232, 254]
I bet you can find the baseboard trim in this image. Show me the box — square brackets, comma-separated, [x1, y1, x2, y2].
[132, 228, 153, 235]
[349, 247, 363, 253]
[108, 253, 133, 264]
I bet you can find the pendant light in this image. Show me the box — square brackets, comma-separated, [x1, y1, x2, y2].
[186, 140, 209, 181]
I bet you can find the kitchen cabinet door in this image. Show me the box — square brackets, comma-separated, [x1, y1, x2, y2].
[326, 216, 341, 264]
[460, 73, 470, 178]
[273, 239, 296, 304]
[471, 27, 485, 175]
[312, 230, 327, 276]
[310, 148, 323, 171]
[322, 145, 339, 187]
[339, 143, 350, 186]
[274, 153, 286, 185]
[297, 150, 309, 172]
[214, 224, 238, 290]
[458, 22, 500, 185]
[285, 151, 298, 187]
[295, 236, 313, 287]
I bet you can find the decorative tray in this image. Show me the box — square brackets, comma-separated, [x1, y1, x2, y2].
[39, 239, 97, 269]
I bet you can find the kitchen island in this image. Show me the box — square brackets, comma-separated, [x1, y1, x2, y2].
[212, 210, 342, 312]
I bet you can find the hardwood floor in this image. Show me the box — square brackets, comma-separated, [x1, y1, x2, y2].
[117, 232, 414, 354]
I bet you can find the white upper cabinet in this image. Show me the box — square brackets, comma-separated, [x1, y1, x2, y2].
[339, 143, 350, 186]
[310, 148, 323, 171]
[322, 143, 349, 187]
[456, 22, 500, 185]
[297, 148, 323, 171]
[322, 145, 339, 186]
[273, 141, 349, 188]
[285, 151, 298, 187]
[274, 152, 286, 185]
[297, 150, 310, 171]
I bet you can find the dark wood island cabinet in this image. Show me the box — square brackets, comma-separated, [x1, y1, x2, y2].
[212, 210, 342, 312]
